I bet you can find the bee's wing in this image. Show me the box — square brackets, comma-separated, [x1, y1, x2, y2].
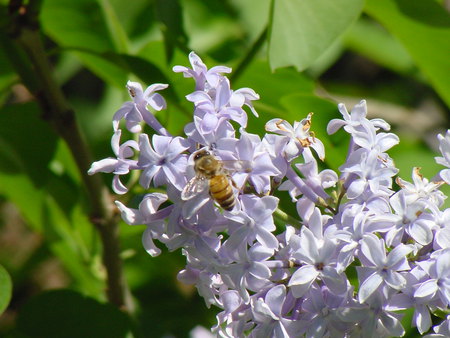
[181, 176, 209, 200]
[221, 160, 253, 174]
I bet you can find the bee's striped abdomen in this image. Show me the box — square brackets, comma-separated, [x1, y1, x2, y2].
[209, 175, 235, 211]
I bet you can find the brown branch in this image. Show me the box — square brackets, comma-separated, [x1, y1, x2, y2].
[4, 1, 130, 310]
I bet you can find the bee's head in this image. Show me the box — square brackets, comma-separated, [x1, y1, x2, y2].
[193, 150, 210, 162]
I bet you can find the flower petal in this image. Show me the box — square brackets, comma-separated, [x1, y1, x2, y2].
[358, 272, 383, 303]
[288, 265, 319, 298]
[414, 279, 438, 299]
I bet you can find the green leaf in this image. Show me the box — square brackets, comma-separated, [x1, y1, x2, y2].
[234, 59, 314, 114]
[0, 174, 46, 231]
[0, 35, 18, 99]
[365, 0, 450, 108]
[0, 264, 12, 316]
[229, 0, 271, 41]
[97, 0, 130, 53]
[155, 0, 188, 62]
[344, 18, 415, 75]
[0, 170, 102, 294]
[41, 0, 131, 88]
[17, 289, 132, 338]
[269, 0, 364, 71]
[0, 102, 58, 187]
[67, 49, 177, 93]
[40, 197, 104, 296]
[41, 0, 114, 52]
[72, 51, 128, 89]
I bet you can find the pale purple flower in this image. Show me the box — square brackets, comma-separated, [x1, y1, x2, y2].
[333, 204, 396, 272]
[87, 129, 139, 194]
[138, 134, 189, 190]
[300, 284, 354, 337]
[327, 100, 369, 135]
[429, 205, 450, 250]
[279, 151, 337, 202]
[434, 224, 450, 250]
[184, 116, 235, 153]
[435, 130, 450, 184]
[213, 290, 251, 338]
[115, 193, 170, 256]
[213, 290, 244, 327]
[327, 100, 390, 137]
[230, 87, 260, 117]
[386, 190, 433, 247]
[415, 249, 450, 306]
[186, 77, 249, 127]
[89, 52, 450, 337]
[427, 315, 450, 337]
[265, 113, 325, 161]
[357, 234, 413, 303]
[340, 148, 398, 199]
[353, 292, 405, 337]
[397, 167, 445, 206]
[172, 51, 231, 91]
[288, 209, 347, 298]
[219, 243, 274, 303]
[113, 81, 169, 135]
[282, 166, 325, 217]
[385, 267, 434, 334]
[225, 195, 279, 251]
[261, 134, 289, 179]
[224, 130, 281, 195]
[251, 285, 304, 337]
[163, 190, 225, 252]
[178, 262, 224, 308]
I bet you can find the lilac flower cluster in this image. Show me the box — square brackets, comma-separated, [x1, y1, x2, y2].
[89, 52, 450, 337]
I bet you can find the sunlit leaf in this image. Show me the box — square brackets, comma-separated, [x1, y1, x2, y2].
[365, 0, 450, 108]
[269, 0, 364, 71]
[97, 0, 130, 53]
[234, 59, 314, 113]
[0, 265, 12, 316]
[229, 0, 271, 41]
[41, 0, 114, 52]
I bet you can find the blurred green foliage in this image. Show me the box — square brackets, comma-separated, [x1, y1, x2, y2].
[0, 0, 449, 337]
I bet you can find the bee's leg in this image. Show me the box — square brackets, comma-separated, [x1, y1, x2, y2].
[231, 178, 238, 189]
[229, 175, 241, 190]
[230, 176, 253, 197]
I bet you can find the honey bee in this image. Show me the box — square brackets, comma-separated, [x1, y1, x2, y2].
[182, 150, 248, 211]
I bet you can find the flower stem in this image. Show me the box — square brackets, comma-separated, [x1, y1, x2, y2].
[274, 208, 302, 228]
